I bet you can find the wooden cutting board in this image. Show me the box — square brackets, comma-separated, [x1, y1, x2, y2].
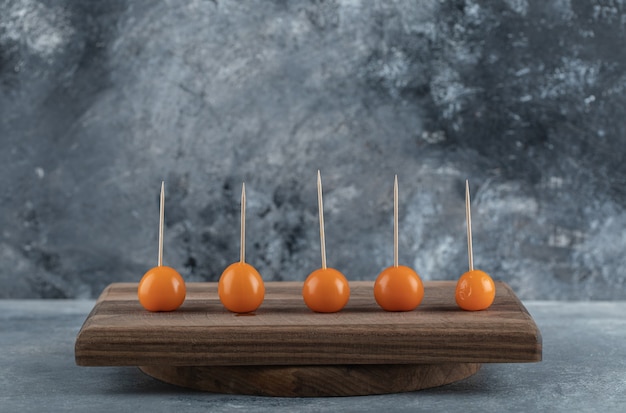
[75, 281, 541, 396]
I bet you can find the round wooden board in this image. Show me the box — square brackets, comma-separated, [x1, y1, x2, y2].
[139, 363, 481, 397]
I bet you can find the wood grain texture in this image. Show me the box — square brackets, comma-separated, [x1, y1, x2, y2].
[75, 281, 542, 367]
[138, 363, 482, 396]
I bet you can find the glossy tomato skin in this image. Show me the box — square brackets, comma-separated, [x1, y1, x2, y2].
[374, 265, 424, 311]
[218, 262, 265, 313]
[138, 266, 186, 312]
[302, 267, 350, 313]
[455, 269, 495, 311]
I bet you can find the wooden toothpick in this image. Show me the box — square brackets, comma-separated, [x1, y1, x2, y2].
[158, 181, 165, 267]
[465, 179, 474, 272]
[240, 182, 246, 264]
[317, 170, 327, 270]
[394, 175, 399, 268]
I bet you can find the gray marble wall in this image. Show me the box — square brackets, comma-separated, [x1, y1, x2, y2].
[1, 0, 625, 299]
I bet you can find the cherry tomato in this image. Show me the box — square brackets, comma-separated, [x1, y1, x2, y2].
[302, 268, 350, 313]
[218, 262, 265, 313]
[138, 266, 186, 312]
[455, 269, 495, 311]
[374, 265, 424, 311]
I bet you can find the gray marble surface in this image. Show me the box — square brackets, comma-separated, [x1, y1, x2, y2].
[1, 299, 625, 412]
[2, 1, 626, 299]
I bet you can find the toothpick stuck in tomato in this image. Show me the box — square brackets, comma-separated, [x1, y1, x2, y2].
[138, 181, 186, 312]
[374, 175, 424, 312]
[218, 183, 265, 313]
[303, 171, 350, 313]
[455, 180, 495, 311]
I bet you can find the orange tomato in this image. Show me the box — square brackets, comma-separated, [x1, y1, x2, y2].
[374, 265, 424, 311]
[138, 266, 186, 312]
[302, 268, 350, 313]
[218, 262, 265, 313]
[455, 269, 495, 311]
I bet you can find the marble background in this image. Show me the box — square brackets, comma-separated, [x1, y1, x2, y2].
[1, 0, 625, 299]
